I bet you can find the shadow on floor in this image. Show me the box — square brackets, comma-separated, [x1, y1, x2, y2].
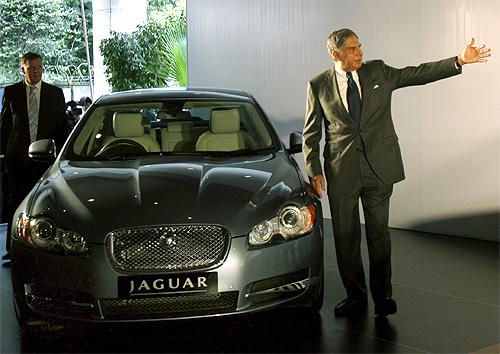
[409, 210, 500, 242]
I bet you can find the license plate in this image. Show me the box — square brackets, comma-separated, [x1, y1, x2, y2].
[118, 272, 218, 298]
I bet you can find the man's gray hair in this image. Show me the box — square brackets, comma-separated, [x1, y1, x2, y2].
[326, 28, 358, 55]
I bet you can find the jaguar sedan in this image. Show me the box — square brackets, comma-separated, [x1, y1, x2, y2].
[10, 88, 324, 330]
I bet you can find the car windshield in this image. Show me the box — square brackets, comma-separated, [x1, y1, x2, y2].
[65, 98, 279, 160]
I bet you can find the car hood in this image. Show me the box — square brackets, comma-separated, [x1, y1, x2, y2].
[29, 153, 306, 242]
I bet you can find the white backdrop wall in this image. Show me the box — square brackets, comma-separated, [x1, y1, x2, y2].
[187, 0, 500, 241]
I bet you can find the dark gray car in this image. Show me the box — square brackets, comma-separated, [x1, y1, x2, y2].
[10, 88, 324, 329]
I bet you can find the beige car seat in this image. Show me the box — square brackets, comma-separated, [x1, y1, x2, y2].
[195, 109, 250, 151]
[104, 112, 161, 152]
[161, 121, 194, 152]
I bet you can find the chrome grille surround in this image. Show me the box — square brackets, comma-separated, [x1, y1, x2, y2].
[106, 225, 230, 273]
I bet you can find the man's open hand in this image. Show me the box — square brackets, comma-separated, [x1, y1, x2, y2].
[311, 175, 326, 198]
[458, 37, 491, 65]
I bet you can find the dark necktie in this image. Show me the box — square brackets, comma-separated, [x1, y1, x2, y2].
[346, 71, 361, 125]
[28, 86, 39, 143]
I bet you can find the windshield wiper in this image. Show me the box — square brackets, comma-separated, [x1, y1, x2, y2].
[203, 147, 278, 157]
[99, 153, 150, 161]
[92, 148, 278, 160]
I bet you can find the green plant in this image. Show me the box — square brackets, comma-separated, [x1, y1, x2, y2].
[99, 31, 147, 91]
[170, 37, 187, 86]
[155, 13, 187, 87]
[0, 0, 92, 85]
[100, 7, 186, 91]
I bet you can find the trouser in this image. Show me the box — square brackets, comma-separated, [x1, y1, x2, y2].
[326, 151, 393, 303]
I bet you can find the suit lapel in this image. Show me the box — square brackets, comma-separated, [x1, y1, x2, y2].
[321, 68, 355, 127]
[14, 82, 30, 127]
[358, 68, 366, 128]
[39, 81, 47, 117]
[320, 68, 335, 103]
[358, 65, 378, 129]
[17, 82, 29, 116]
[38, 81, 49, 138]
[12, 81, 31, 142]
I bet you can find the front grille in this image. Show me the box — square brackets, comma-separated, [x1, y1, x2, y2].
[106, 225, 230, 272]
[100, 292, 238, 320]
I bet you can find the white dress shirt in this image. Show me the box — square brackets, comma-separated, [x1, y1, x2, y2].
[25, 80, 42, 143]
[25, 80, 41, 110]
[334, 61, 362, 114]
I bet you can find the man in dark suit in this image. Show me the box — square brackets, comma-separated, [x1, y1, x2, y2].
[302, 29, 491, 317]
[0, 52, 69, 260]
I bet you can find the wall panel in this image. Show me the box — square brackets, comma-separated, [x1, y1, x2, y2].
[187, 0, 499, 241]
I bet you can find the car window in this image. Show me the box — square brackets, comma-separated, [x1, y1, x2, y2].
[66, 99, 279, 160]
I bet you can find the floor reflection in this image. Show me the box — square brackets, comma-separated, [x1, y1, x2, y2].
[374, 315, 398, 342]
[20, 310, 323, 353]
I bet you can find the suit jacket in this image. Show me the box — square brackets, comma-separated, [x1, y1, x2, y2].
[1, 80, 68, 173]
[303, 56, 462, 188]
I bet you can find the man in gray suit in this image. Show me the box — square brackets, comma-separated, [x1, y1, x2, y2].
[303, 28, 491, 317]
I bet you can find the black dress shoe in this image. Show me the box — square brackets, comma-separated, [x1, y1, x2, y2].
[375, 298, 397, 317]
[334, 298, 368, 317]
[1, 252, 10, 260]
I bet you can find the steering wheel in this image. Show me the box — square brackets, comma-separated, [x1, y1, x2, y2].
[96, 139, 147, 157]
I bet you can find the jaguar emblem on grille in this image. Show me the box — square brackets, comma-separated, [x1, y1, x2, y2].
[160, 230, 178, 250]
[107, 225, 227, 272]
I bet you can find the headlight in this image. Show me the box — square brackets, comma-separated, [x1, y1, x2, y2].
[16, 213, 88, 254]
[61, 231, 88, 253]
[30, 217, 56, 248]
[249, 203, 316, 246]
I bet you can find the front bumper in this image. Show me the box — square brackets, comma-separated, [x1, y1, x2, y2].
[12, 225, 323, 323]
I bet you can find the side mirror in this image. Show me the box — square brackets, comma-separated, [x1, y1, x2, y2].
[287, 131, 302, 154]
[29, 139, 57, 162]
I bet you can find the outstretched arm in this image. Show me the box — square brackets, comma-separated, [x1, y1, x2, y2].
[458, 38, 491, 65]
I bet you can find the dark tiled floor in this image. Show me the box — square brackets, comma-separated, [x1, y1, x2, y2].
[1, 222, 498, 353]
